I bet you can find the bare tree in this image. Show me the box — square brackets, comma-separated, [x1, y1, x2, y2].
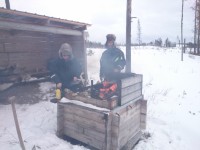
[137, 19, 142, 47]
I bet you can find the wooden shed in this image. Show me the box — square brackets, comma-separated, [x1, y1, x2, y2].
[0, 8, 90, 83]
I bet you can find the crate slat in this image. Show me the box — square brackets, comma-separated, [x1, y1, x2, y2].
[120, 90, 142, 105]
[64, 127, 105, 150]
[121, 82, 142, 97]
[120, 74, 142, 88]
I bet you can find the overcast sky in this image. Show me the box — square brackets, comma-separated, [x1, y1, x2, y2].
[0, 0, 194, 43]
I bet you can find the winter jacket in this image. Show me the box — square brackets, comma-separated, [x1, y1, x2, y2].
[47, 58, 82, 90]
[100, 47, 126, 81]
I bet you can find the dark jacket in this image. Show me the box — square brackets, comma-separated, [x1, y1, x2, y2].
[47, 58, 82, 90]
[100, 47, 126, 81]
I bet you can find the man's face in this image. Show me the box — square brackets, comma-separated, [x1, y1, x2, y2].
[107, 40, 114, 48]
[62, 54, 70, 61]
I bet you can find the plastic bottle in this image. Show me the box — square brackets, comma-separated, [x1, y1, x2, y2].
[55, 89, 61, 100]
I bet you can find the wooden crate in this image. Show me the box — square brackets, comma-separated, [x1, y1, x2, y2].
[57, 99, 147, 150]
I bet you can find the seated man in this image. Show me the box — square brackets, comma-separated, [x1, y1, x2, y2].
[47, 43, 82, 102]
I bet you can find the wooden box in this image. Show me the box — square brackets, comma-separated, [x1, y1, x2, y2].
[57, 99, 147, 150]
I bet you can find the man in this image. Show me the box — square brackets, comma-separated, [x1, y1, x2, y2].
[100, 34, 126, 82]
[48, 43, 82, 100]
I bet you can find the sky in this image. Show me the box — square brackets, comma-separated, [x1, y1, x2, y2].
[0, 0, 194, 43]
[1, 46, 200, 150]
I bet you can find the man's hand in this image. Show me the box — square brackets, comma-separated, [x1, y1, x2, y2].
[56, 83, 62, 89]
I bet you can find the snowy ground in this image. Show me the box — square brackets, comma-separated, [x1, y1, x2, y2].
[0, 46, 200, 150]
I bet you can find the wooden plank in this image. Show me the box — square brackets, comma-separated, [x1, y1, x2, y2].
[119, 116, 140, 147]
[64, 127, 105, 150]
[118, 106, 140, 127]
[111, 99, 141, 149]
[64, 121, 105, 142]
[4, 42, 49, 52]
[113, 98, 142, 114]
[62, 103, 108, 123]
[2, 35, 47, 44]
[0, 20, 82, 36]
[57, 104, 65, 137]
[65, 95, 118, 110]
[63, 112, 106, 134]
[111, 122, 140, 150]
[140, 99, 147, 130]
[120, 130, 142, 150]
[140, 114, 146, 130]
[121, 82, 142, 97]
[121, 74, 142, 88]
[0, 53, 9, 66]
[120, 117, 140, 138]
[140, 99, 147, 114]
[111, 113, 140, 139]
[120, 90, 142, 105]
[7, 52, 54, 71]
[111, 126, 120, 149]
[0, 43, 4, 52]
[111, 103, 140, 128]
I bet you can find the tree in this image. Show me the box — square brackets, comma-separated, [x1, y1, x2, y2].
[177, 36, 180, 47]
[154, 38, 162, 47]
[137, 19, 142, 47]
[165, 38, 172, 47]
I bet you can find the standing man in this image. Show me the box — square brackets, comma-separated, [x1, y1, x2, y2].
[100, 34, 126, 82]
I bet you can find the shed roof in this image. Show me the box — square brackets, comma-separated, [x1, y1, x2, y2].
[0, 7, 91, 35]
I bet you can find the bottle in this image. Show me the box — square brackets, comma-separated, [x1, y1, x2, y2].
[55, 89, 61, 100]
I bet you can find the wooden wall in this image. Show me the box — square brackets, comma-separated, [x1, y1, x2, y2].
[57, 99, 147, 150]
[0, 29, 85, 75]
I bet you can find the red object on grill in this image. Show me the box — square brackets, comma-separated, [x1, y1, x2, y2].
[99, 81, 118, 100]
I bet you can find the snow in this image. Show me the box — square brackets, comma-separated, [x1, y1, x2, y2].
[60, 98, 110, 112]
[1, 46, 200, 150]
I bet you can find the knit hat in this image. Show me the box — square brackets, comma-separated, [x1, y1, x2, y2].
[58, 43, 73, 59]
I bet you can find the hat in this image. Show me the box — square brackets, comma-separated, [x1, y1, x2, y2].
[58, 43, 73, 59]
[106, 34, 116, 41]
[105, 34, 116, 48]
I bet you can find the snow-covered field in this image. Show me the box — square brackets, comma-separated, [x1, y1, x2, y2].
[0, 46, 200, 150]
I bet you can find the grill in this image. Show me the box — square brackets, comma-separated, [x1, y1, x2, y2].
[91, 73, 143, 106]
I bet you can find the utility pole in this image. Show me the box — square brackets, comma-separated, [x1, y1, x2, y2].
[5, 0, 10, 9]
[181, 0, 184, 61]
[126, 0, 132, 73]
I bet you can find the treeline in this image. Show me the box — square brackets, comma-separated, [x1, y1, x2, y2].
[86, 39, 196, 51]
[86, 41, 104, 48]
[86, 39, 177, 48]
